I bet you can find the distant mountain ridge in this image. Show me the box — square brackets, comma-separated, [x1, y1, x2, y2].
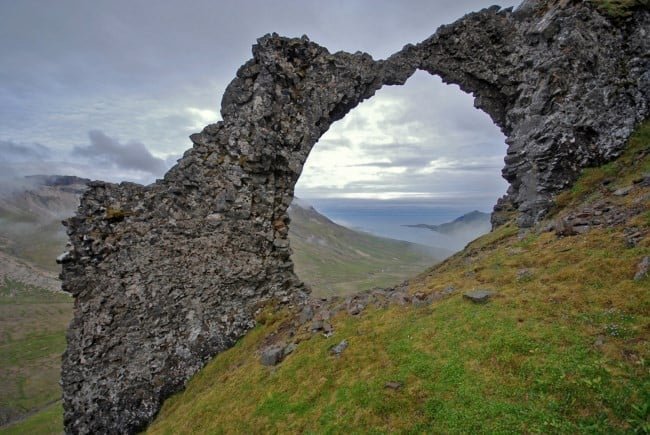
[0, 175, 90, 271]
[288, 198, 449, 296]
[24, 175, 91, 188]
[404, 210, 491, 247]
[0, 177, 447, 295]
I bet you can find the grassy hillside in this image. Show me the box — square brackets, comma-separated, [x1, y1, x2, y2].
[0, 181, 83, 273]
[289, 203, 448, 296]
[0, 185, 446, 432]
[0, 279, 71, 430]
[590, 0, 650, 18]
[147, 121, 649, 434]
[0, 221, 67, 274]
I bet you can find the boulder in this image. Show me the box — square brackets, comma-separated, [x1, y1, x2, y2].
[634, 256, 649, 281]
[463, 290, 496, 304]
[260, 345, 285, 366]
[330, 339, 348, 356]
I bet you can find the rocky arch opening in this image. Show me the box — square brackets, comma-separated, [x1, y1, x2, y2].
[60, 1, 650, 428]
[290, 70, 507, 297]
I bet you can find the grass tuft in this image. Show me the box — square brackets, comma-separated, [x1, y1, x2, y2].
[589, 0, 650, 18]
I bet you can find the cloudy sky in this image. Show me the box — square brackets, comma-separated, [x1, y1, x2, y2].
[1, 0, 518, 209]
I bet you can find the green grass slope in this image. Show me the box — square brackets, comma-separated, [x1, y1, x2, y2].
[0, 180, 84, 273]
[289, 203, 449, 296]
[148, 121, 649, 434]
[0, 402, 63, 435]
[0, 183, 447, 432]
[0, 279, 72, 429]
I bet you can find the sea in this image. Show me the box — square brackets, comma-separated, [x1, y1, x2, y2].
[302, 198, 494, 251]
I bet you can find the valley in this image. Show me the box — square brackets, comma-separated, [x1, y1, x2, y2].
[0, 177, 452, 432]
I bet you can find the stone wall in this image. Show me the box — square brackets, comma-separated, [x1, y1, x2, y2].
[60, 1, 649, 433]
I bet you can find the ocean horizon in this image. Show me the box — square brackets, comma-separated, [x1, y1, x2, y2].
[301, 197, 495, 251]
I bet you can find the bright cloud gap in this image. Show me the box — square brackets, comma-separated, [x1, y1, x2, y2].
[295, 70, 508, 208]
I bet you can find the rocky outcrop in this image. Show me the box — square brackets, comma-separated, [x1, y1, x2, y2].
[60, 1, 649, 433]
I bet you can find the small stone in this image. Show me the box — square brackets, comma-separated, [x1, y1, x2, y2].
[411, 291, 432, 307]
[612, 186, 633, 196]
[391, 292, 411, 306]
[310, 320, 323, 331]
[283, 343, 297, 356]
[573, 224, 590, 234]
[555, 218, 577, 236]
[593, 335, 605, 347]
[413, 291, 427, 301]
[441, 285, 455, 295]
[299, 305, 314, 323]
[315, 309, 331, 321]
[516, 268, 533, 281]
[347, 302, 365, 316]
[330, 339, 348, 356]
[633, 256, 649, 281]
[384, 381, 403, 390]
[463, 290, 495, 304]
[260, 345, 284, 366]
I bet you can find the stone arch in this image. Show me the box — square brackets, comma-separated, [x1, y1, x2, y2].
[293, 68, 508, 252]
[60, 2, 649, 432]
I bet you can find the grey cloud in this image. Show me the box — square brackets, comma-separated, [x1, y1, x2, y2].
[0, 131, 170, 187]
[165, 154, 183, 168]
[1, 0, 519, 211]
[427, 156, 505, 172]
[313, 137, 352, 151]
[296, 158, 508, 206]
[73, 130, 167, 176]
[347, 156, 430, 169]
[380, 72, 504, 143]
[0, 140, 51, 162]
[0, 1, 518, 153]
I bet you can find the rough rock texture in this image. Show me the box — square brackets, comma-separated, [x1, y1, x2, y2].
[61, 1, 650, 433]
[463, 289, 497, 304]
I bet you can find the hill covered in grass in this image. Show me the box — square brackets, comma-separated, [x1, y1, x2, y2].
[404, 210, 491, 247]
[0, 182, 446, 432]
[0, 279, 70, 431]
[0, 176, 88, 273]
[289, 200, 449, 297]
[146, 120, 649, 434]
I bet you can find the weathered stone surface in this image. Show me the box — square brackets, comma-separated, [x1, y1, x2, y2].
[613, 186, 633, 196]
[463, 290, 496, 304]
[330, 339, 348, 356]
[260, 345, 285, 366]
[384, 381, 403, 390]
[554, 195, 647, 237]
[634, 256, 649, 281]
[60, 1, 650, 433]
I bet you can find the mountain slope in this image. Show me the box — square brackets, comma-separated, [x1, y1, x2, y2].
[0, 176, 88, 272]
[0, 277, 71, 428]
[289, 201, 449, 296]
[0, 182, 445, 431]
[146, 120, 649, 434]
[0, 178, 444, 295]
[404, 210, 491, 247]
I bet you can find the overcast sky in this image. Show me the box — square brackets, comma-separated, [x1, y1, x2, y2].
[0, 0, 519, 207]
